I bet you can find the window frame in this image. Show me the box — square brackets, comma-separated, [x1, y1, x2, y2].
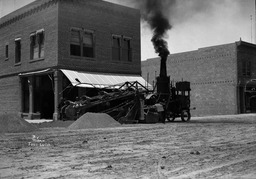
[5, 44, 9, 60]
[112, 34, 122, 61]
[15, 38, 21, 64]
[30, 29, 45, 60]
[70, 28, 95, 59]
[122, 36, 132, 62]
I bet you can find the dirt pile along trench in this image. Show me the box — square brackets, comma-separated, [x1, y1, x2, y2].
[0, 113, 37, 133]
[68, 112, 121, 130]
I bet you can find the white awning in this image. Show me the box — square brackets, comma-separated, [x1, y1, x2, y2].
[61, 69, 151, 89]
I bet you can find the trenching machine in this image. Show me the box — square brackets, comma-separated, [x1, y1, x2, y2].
[61, 49, 191, 123]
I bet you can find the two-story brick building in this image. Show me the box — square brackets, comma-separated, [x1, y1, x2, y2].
[0, 0, 148, 120]
[142, 41, 256, 116]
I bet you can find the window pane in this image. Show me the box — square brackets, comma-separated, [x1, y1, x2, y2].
[15, 40, 21, 63]
[33, 45, 39, 59]
[83, 46, 94, 58]
[83, 33, 93, 46]
[30, 35, 36, 59]
[71, 44, 81, 56]
[122, 49, 128, 61]
[5, 45, 8, 59]
[122, 39, 132, 61]
[82, 32, 94, 58]
[113, 37, 120, 47]
[71, 30, 80, 44]
[40, 44, 44, 58]
[37, 32, 44, 45]
[112, 37, 120, 60]
[123, 39, 129, 49]
[70, 30, 81, 56]
[112, 48, 120, 61]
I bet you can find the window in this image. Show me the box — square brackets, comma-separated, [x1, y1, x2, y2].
[122, 37, 132, 61]
[82, 32, 94, 58]
[30, 30, 45, 60]
[5, 44, 8, 59]
[242, 61, 251, 77]
[15, 39, 21, 63]
[70, 29, 81, 56]
[70, 28, 95, 58]
[112, 35, 121, 61]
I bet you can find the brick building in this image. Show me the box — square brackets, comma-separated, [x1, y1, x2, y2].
[142, 41, 256, 116]
[0, 0, 147, 119]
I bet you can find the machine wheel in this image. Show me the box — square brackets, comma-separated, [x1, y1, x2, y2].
[181, 110, 191, 122]
[166, 112, 175, 122]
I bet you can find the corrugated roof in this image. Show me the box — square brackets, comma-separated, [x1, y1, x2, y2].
[61, 69, 151, 89]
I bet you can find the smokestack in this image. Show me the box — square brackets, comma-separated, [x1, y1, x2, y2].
[139, 0, 174, 95]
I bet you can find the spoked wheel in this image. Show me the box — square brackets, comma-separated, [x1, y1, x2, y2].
[181, 110, 191, 122]
[166, 112, 176, 122]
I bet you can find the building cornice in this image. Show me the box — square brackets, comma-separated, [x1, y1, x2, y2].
[0, 0, 139, 29]
[0, 0, 58, 29]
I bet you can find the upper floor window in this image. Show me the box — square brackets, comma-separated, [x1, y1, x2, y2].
[15, 38, 21, 64]
[30, 29, 45, 60]
[242, 61, 251, 77]
[112, 35, 121, 61]
[122, 37, 132, 62]
[70, 28, 95, 58]
[5, 44, 8, 60]
[112, 35, 132, 62]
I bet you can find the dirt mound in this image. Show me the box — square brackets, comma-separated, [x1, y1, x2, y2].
[68, 112, 121, 130]
[0, 113, 37, 133]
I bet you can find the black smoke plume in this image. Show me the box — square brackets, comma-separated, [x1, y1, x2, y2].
[139, 0, 176, 56]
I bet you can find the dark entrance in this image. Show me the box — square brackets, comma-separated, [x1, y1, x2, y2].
[21, 74, 54, 119]
[34, 75, 54, 119]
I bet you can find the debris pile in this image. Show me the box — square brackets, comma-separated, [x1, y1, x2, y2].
[0, 113, 37, 133]
[68, 112, 121, 130]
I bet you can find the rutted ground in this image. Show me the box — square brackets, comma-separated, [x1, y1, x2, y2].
[0, 114, 256, 179]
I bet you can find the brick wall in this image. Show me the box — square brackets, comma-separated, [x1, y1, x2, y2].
[142, 43, 238, 116]
[58, 0, 141, 75]
[0, 75, 20, 115]
[0, 0, 58, 77]
[237, 41, 256, 113]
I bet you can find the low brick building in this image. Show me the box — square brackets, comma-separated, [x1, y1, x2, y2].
[0, 0, 146, 119]
[142, 41, 256, 116]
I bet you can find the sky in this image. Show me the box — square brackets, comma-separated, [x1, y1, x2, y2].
[0, 0, 255, 61]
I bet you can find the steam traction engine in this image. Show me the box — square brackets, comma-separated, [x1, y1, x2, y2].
[144, 45, 191, 122]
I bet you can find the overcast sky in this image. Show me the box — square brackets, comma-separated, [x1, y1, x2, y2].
[0, 0, 255, 60]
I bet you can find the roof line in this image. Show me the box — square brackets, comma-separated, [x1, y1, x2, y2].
[0, 0, 58, 29]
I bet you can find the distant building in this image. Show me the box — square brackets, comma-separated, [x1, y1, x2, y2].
[0, 0, 146, 119]
[142, 41, 256, 116]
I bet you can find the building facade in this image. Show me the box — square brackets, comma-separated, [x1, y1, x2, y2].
[142, 41, 256, 116]
[0, 0, 142, 119]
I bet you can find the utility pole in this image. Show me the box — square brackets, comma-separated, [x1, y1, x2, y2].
[251, 15, 253, 43]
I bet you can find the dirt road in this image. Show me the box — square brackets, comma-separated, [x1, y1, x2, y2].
[1, 114, 256, 178]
